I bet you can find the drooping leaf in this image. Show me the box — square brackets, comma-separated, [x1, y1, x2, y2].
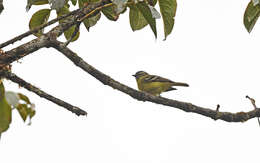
[16, 104, 28, 122]
[129, 5, 148, 31]
[83, 12, 101, 31]
[29, 9, 51, 37]
[16, 93, 35, 123]
[0, 82, 12, 134]
[158, 0, 176, 39]
[244, 2, 260, 33]
[102, 4, 119, 21]
[70, 0, 77, 5]
[26, 0, 49, 11]
[136, 2, 157, 38]
[57, 6, 80, 41]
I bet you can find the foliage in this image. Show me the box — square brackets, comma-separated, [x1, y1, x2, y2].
[26, 0, 177, 40]
[0, 80, 35, 137]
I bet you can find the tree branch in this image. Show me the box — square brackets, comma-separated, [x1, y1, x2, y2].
[0, 0, 113, 69]
[50, 40, 260, 122]
[1, 70, 87, 116]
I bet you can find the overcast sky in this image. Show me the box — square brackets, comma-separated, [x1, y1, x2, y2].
[1, 0, 260, 163]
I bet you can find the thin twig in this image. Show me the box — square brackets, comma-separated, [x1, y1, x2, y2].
[1, 70, 87, 116]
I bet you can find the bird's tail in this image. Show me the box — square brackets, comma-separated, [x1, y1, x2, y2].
[172, 82, 189, 87]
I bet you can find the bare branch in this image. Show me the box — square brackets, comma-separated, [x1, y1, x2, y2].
[1, 70, 87, 116]
[50, 40, 260, 123]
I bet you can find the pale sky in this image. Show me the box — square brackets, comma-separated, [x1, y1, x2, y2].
[1, 0, 260, 163]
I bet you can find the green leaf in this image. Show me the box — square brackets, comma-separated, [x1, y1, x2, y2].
[102, 5, 119, 21]
[0, 82, 12, 134]
[16, 93, 35, 123]
[83, 13, 101, 31]
[57, 6, 80, 41]
[70, 0, 77, 5]
[129, 5, 148, 31]
[158, 0, 177, 39]
[136, 2, 157, 38]
[16, 104, 28, 122]
[29, 9, 51, 37]
[244, 2, 260, 33]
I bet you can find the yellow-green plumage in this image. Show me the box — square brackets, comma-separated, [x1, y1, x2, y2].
[133, 71, 189, 96]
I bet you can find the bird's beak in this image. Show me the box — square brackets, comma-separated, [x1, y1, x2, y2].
[132, 74, 136, 77]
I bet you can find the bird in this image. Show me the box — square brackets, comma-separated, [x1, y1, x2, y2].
[133, 71, 189, 96]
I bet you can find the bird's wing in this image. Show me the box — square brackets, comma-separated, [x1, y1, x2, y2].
[143, 75, 174, 83]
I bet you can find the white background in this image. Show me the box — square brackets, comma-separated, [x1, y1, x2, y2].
[1, 0, 260, 162]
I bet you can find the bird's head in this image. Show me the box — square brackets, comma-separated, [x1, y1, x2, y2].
[132, 71, 149, 79]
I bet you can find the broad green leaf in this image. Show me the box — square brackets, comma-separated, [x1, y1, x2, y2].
[5, 91, 20, 108]
[26, 0, 49, 11]
[70, 0, 77, 5]
[29, 9, 51, 37]
[102, 5, 119, 21]
[17, 104, 28, 122]
[158, 0, 177, 39]
[244, 2, 260, 33]
[57, 6, 80, 41]
[129, 5, 148, 31]
[136, 2, 157, 38]
[83, 12, 101, 31]
[0, 83, 12, 134]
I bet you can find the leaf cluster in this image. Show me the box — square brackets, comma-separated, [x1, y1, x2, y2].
[0, 81, 35, 137]
[27, 0, 177, 40]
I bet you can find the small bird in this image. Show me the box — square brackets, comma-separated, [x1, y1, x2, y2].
[133, 71, 189, 96]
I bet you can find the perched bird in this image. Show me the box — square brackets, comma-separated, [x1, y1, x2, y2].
[133, 71, 189, 96]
